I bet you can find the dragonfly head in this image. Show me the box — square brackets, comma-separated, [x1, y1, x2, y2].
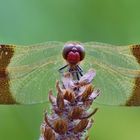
[62, 42, 85, 65]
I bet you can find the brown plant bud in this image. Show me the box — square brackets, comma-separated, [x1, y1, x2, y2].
[74, 119, 89, 133]
[44, 127, 56, 140]
[56, 80, 62, 94]
[62, 72, 75, 89]
[69, 106, 83, 119]
[49, 90, 56, 105]
[83, 100, 92, 109]
[56, 81, 65, 110]
[44, 113, 52, 128]
[86, 119, 94, 130]
[81, 84, 94, 101]
[53, 119, 68, 134]
[79, 69, 96, 86]
[81, 108, 98, 119]
[63, 89, 75, 103]
[57, 92, 64, 110]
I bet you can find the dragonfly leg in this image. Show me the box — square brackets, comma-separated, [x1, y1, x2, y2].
[58, 64, 68, 73]
[77, 65, 83, 76]
[76, 71, 80, 80]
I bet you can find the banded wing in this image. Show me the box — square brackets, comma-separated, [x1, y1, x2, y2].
[82, 42, 140, 106]
[1, 41, 140, 106]
[0, 42, 65, 104]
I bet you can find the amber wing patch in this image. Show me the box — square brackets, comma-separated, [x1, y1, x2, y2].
[0, 45, 16, 104]
[126, 45, 140, 106]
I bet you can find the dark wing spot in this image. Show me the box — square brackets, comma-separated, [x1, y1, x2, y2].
[126, 78, 140, 106]
[131, 45, 140, 63]
[0, 45, 17, 104]
[126, 45, 140, 106]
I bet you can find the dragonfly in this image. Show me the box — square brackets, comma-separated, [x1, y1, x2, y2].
[0, 41, 140, 106]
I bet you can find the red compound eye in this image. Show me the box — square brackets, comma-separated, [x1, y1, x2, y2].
[62, 43, 85, 64]
[67, 51, 80, 64]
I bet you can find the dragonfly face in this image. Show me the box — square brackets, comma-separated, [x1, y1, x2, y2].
[62, 43, 85, 65]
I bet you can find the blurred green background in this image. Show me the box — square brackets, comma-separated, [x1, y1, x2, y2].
[0, 0, 140, 140]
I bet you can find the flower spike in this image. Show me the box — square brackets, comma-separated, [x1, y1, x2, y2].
[40, 69, 100, 140]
